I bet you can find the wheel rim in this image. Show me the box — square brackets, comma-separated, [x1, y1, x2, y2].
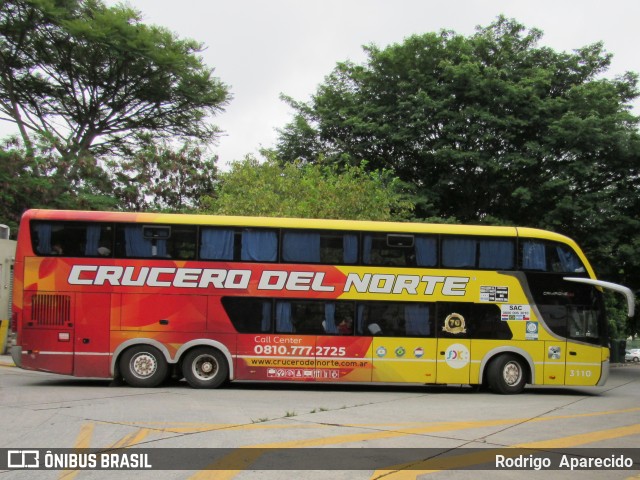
[192, 354, 219, 381]
[503, 361, 522, 386]
[130, 352, 158, 379]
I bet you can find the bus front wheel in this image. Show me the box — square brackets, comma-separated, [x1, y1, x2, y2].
[487, 354, 527, 394]
[182, 347, 228, 389]
[119, 345, 168, 388]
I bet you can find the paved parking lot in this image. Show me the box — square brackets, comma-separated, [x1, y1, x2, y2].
[1, 357, 639, 479]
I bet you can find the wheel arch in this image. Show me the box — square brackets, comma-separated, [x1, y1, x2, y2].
[478, 347, 535, 385]
[111, 339, 172, 378]
[111, 339, 235, 380]
[175, 340, 235, 381]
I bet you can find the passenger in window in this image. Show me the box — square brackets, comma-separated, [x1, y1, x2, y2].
[97, 247, 111, 256]
[52, 243, 63, 255]
[338, 318, 353, 335]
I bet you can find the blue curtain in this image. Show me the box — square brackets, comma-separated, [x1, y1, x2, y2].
[84, 225, 101, 256]
[415, 236, 437, 267]
[261, 302, 272, 332]
[343, 234, 358, 264]
[276, 302, 293, 332]
[442, 239, 476, 267]
[405, 304, 430, 336]
[125, 226, 167, 257]
[125, 226, 146, 256]
[522, 242, 546, 270]
[34, 223, 52, 254]
[323, 303, 337, 334]
[479, 240, 514, 269]
[282, 232, 320, 262]
[362, 235, 373, 264]
[200, 228, 234, 260]
[241, 230, 277, 261]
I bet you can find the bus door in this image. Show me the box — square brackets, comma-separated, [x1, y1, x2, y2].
[73, 293, 111, 378]
[537, 281, 606, 387]
[21, 291, 74, 375]
[360, 302, 437, 384]
[435, 304, 471, 385]
[564, 304, 604, 386]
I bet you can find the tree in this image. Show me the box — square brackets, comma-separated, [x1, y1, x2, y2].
[202, 154, 413, 221]
[106, 138, 219, 212]
[0, 138, 117, 230]
[276, 16, 640, 325]
[0, 0, 230, 161]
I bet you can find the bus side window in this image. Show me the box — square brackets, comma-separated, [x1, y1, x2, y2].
[478, 239, 514, 269]
[282, 230, 359, 265]
[284, 300, 329, 335]
[241, 229, 278, 262]
[521, 241, 547, 271]
[31, 221, 113, 257]
[442, 238, 476, 268]
[363, 233, 415, 267]
[521, 240, 585, 273]
[222, 297, 272, 333]
[167, 225, 196, 260]
[550, 244, 585, 273]
[355, 302, 435, 337]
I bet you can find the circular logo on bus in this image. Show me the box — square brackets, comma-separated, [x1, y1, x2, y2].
[444, 344, 470, 369]
[376, 346, 387, 358]
[443, 313, 466, 335]
[414, 347, 424, 358]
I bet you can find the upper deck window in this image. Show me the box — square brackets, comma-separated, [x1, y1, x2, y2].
[31, 221, 113, 257]
[115, 224, 196, 259]
[282, 230, 358, 264]
[441, 237, 515, 270]
[521, 240, 585, 273]
[363, 233, 437, 267]
[199, 227, 278, 262]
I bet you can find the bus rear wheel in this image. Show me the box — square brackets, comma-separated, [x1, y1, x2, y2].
[120, 345, 168, 388]
[182, 347, 228, 389]
[487, 354, 527, 394]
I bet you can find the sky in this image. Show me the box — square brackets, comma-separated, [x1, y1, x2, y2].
[11, 0, 640, 168]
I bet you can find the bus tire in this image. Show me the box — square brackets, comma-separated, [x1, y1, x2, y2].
[119, 345, 168, 388]
[182, 347, 228, 389]
[487, 354, 527, 394]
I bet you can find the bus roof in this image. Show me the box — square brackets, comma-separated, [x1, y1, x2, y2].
[21, 209, 578, 243]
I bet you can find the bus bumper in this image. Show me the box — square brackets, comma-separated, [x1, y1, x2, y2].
[10, 345, 22, 368]
[597, 359, 610, 386]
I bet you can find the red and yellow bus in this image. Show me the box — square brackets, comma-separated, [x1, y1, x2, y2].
[10, 209, 635, 394]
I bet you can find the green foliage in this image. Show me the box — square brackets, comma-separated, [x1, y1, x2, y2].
[276, 16, 640, 328]
[0, 0, 228, 221]
[202, 154, 413, 221]
[0, 0, 230, 160]
[0, 138, 117, 230]
[106, 138, 219, 212]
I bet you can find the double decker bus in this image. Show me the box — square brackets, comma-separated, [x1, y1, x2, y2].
[10, 209, 635, 394]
